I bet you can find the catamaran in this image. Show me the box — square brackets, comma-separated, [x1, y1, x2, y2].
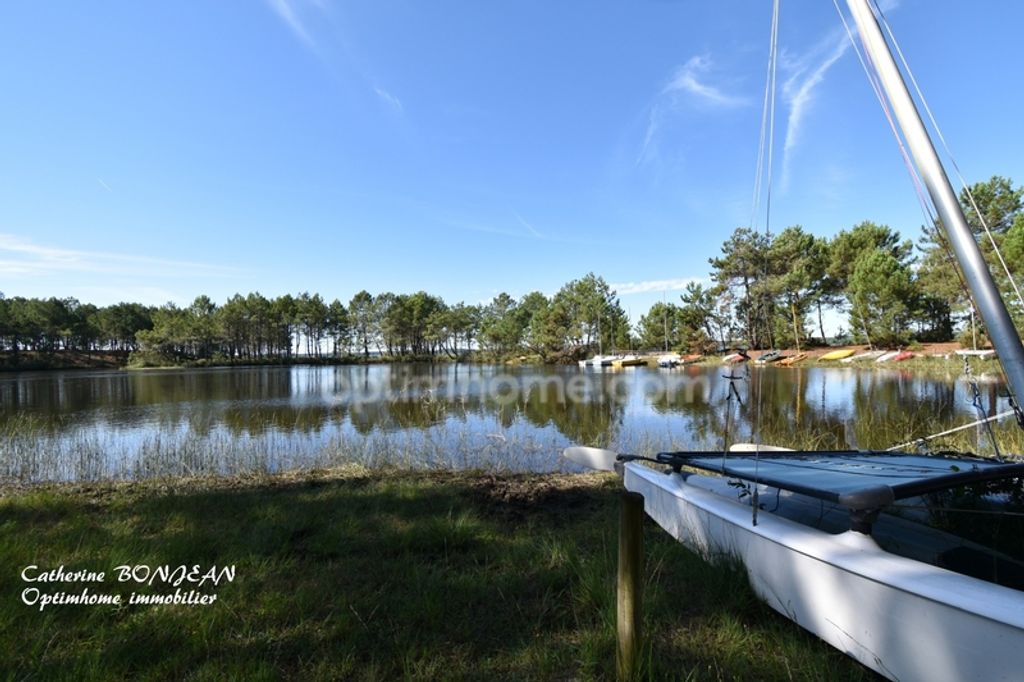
[566, 1, 1024, 680]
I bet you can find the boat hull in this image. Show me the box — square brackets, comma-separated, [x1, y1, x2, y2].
[624, 463, 1024, 682]
[819, 348, 856, 361]
[841, 350, 886, 363]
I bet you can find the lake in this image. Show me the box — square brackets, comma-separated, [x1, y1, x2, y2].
[0, 362, 1013, 482]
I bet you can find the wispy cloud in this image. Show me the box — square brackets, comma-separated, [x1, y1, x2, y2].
[266, 1, 405, 116]
[638, 54, 748, 165]
[779, 33, 850, 189]
[778, 0, 901, 189]
[266, 0, 315, 48]
[0, 234, 243, 279]
[441, 211, 611, 247]
[512, 211, 543, 239]
[443, 220, 531, 240]
[663, 55, 748, 108]
[374, 87, 403, 112]
[96, 178, 113, 193]
[610, 277, 702, 296]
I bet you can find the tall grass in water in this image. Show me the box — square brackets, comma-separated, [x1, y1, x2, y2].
[0, 413, 579, 484]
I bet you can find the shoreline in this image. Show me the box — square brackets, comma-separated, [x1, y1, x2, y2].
[1, 344, 1002, 377]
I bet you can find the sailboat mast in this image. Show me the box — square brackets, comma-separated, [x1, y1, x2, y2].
[663, 292, 668, 352]
[845, 0, 1024, 413]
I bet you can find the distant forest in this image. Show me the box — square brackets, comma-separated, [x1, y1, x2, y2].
[3, 176, 1022, 365]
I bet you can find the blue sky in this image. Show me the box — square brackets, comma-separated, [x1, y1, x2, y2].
[2, 1, 1024, 330]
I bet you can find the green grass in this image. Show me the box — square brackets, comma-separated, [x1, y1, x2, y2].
[0, 468, 877, 681]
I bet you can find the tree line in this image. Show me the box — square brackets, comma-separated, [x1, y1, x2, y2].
[3, 175, 1021, 364]
[636, 175, 1024, 351]
[0, 274, 630, 364]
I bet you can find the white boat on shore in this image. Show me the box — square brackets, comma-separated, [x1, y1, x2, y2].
[955, 349, 997, 358]
[579, 354, 614, 367]
[565, 445, 1024, 682]
[657, 353, 680, 368]
[612, 354, 646, 368]
[626, 453, 1024, 682]
[840, 349, 886, 362]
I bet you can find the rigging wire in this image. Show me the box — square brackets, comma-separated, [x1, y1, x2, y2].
[833, 0, 1010, 455]
[886, 408, 1017, 453]
[833, 0, 975, 316]
[743, 0, 781, 526]
[872, 0, 1024, 438]
[872, 0, 1024, 313]
[875, 0, 1024, 436]
[964, 356, 1005, 461]
[750, 0, 780, 235]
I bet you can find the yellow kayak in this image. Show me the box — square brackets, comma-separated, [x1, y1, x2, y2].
[818, 349, 856, 361]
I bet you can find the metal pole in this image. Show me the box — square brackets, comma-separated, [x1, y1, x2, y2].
[845, 0, 1024, 412]
[617, 491, 644, 680]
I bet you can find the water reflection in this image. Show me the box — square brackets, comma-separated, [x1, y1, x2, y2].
[0, 363, 1016, 480]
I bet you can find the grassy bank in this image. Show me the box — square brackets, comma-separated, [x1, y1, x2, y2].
[0, 468, 875, 680]
[0, 350, 129, 372]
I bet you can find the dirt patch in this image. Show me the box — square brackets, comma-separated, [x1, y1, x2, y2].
[462, 471, 619, 525]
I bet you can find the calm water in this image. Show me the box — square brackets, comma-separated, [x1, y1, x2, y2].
[0, 363, 1012, 481]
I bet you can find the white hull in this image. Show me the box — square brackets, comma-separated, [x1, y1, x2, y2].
[955, 349, 997, 358]
[624, 463, 1024, 682]
[841, 350, 886, 363]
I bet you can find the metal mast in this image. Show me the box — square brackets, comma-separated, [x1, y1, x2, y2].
[845, 0, 1024, 419]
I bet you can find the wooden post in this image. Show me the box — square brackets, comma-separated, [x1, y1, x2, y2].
[617, 491, 644, 681]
